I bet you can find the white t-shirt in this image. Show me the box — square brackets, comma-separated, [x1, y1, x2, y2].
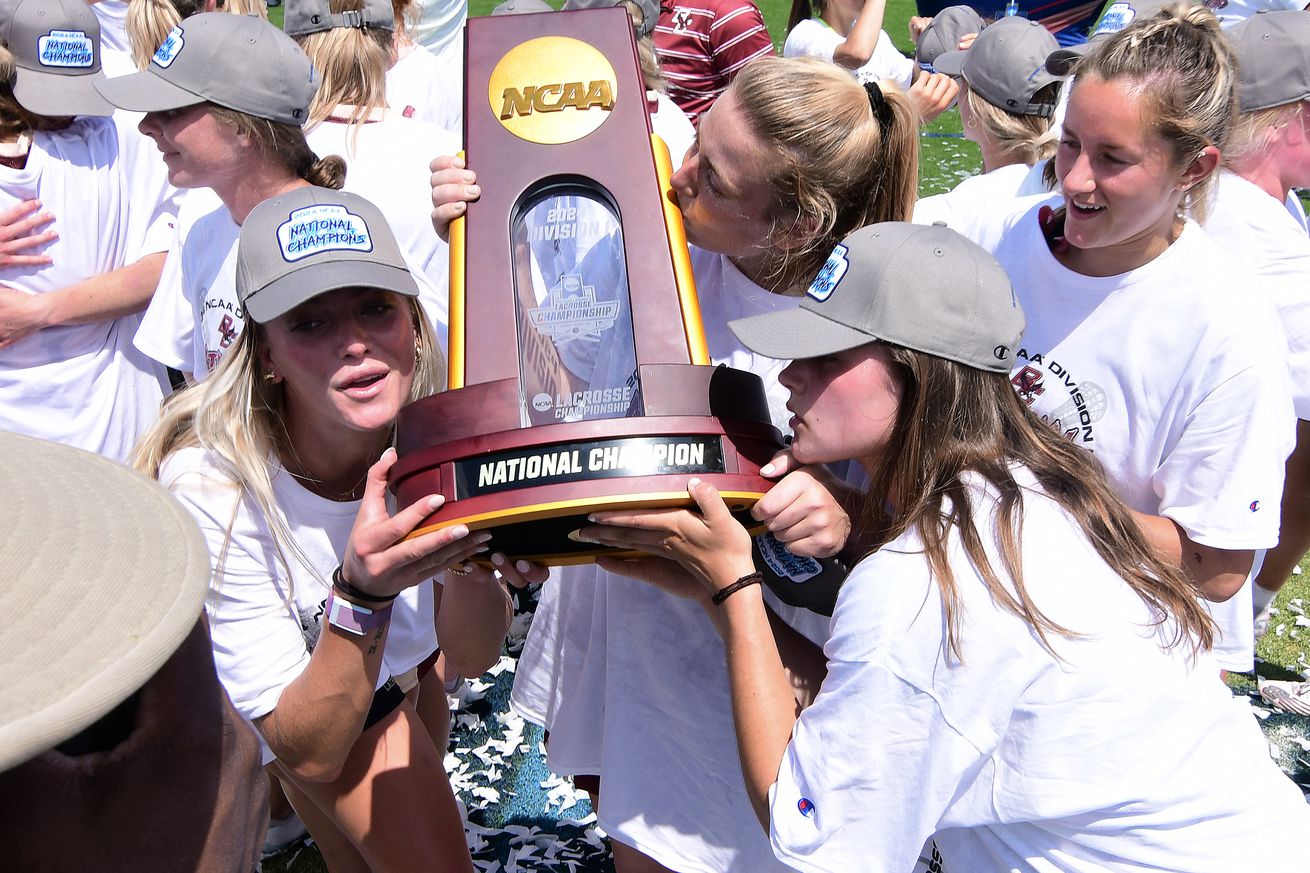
[90, 1, 132, 55]
[135, 201, 241, 376]
[1209, 0, 1306, 27]
[386, 43, 464, 135]
[512, 246, 800, 873]
[1204, 169, 1310, 418]
[159, 446, 438, 764]
[912, 161, 1050, 230]
[771, 468, 1310, 872]
[971, 203, 1295, 670]
[783, 18, 915, 91]
[0, 117, 168, 462]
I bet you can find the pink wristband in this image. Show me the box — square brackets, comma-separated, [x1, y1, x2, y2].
[326, 589, 393, 637]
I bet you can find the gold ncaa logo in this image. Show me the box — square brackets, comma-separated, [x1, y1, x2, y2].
[488, 36, 618, 144]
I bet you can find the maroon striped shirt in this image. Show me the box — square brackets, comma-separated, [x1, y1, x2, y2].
[654, 0, 775, 123]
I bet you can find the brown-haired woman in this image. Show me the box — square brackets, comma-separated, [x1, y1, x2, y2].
[966, 3, 1295, 676]
[577, 220, 1310, 872]
[433, 54, 918, 872]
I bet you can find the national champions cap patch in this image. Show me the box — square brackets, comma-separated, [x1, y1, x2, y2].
[1092, 2, 1136, 36]
[153, 26, 184, 67]
[807, 244, 849, 303]
[278, 204, 374, 262]
[39, 30, 94, 68]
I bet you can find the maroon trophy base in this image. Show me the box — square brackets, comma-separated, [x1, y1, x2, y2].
[393, 365, 783, 565]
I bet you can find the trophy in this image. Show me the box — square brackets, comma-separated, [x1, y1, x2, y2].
[391, 6, 782, 564]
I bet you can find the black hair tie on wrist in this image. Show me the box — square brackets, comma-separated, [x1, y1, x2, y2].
[332, 564, 399, 604]
[712, 571, 764, 606]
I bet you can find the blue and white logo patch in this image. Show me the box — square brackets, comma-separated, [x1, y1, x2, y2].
[38, 31, 94, 69]
[757, 532, 821, 583]
[278, 204, 373, 262]
[1092, 2, 1135, 36]
[153, 26, 184, 68]
[806, 244, 849, 303]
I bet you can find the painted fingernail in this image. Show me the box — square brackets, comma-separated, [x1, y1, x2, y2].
[491, 552, 506, 566]
[688, 477, 702, 488]
[382, 446, 397, 458]
[462, 170, 475, 182]
[759, 463, 774, 475]
[475, 531, 494, 544]
[428, 494, 444, 509]
[450, 525, 470, 539]
[567, 529, 590, 543]
[466, 185, 480, 197]
[516, 561, 532, 573]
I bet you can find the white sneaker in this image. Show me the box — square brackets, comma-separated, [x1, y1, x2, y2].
[262, 811, 308, 858]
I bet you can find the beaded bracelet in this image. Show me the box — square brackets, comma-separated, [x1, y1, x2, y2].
[711, 571, 763, 606]
[332, 564, 399, 605]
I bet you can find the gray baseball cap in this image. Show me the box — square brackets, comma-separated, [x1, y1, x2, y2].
[285, 0, 395, 38]
[1044, 0, 1189, 76]
[93, 13, 318, 126]
[915, 5, 986, 70]
[933, 16, 1061, 117]
[728, 222, 1025, 373]
[562, 0, 661, 38]
[0, 0, 113, 118]
[1227, 11, 1310, 112]
[237, 187, 419, 324]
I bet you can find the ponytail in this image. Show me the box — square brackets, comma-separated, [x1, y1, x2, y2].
[787, 0, 816, 36]
[730, 57, 919, 290]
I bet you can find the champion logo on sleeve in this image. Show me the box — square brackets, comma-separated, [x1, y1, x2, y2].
[153, 26, 184, 68]
[797, 797, 816, 817]
[1250, 500, 1261, 512]
[277, 204, 373, 263]
[38, 31, 94, 69]
[806, 244, 849, 303]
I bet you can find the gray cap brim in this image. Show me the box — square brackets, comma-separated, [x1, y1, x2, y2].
[94, 68, 206, 114]
[243, 260, 420, 324]
[728, 307, 879, 361]
[1045, 43, 1091, 76]
[14, 68, 113, 118]
[931, 48, 966, 77]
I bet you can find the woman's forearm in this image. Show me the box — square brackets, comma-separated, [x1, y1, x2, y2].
[1131, 511, 1255, 601]
[833, 0, 889, 68]
[256, 607, 390, 783]
[719, 586, 803, 831]
[41, 251, 166, 327]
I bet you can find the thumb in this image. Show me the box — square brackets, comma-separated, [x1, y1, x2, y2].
[358, 447, 398, 521]
[687, 477, 732, 523]
[759, 448, 797, 480]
